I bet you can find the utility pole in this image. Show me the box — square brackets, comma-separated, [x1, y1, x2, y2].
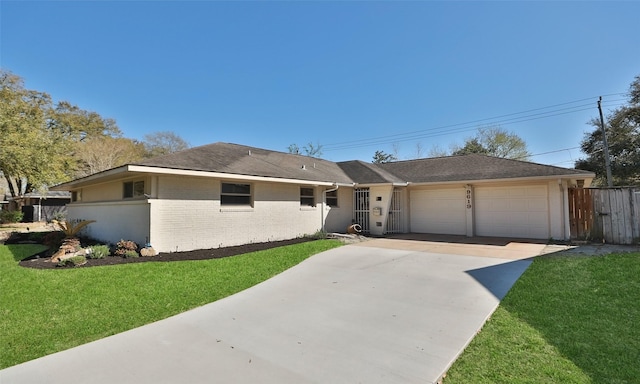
[598, 96, 613, 187]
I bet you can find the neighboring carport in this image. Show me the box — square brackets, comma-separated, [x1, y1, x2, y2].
[0, 239, 560, 384]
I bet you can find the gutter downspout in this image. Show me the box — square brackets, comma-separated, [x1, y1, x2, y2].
[321, 185, 339, 233]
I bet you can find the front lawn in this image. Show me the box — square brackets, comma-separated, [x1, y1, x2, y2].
[0, 240, 342, 369]
[444, 252, 640, 383]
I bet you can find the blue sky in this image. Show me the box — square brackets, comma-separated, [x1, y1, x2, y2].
[2, 1, 638, 166]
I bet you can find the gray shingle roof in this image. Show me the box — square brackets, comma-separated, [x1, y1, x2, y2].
[337, 161, 406, 184]
[137, 143, 592, 185]
[377, 154, 594, 183]
[136, 142, 355, 184]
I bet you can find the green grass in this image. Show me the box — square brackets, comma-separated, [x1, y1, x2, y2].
[0, 240, 342, 369]
[444, 253, 640, 384]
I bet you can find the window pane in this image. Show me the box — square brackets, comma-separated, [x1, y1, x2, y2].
[300, 197, 315, 206]
[326, 190, 338, 207]
[221, 183, 252, 205]
[221, 195, 252, 205]
[133, 181, 145, 197]
[300, 187, 314, 197]
[300, 187, 315, 206]
[222, 183, 251, 194]
[123, 182, 133, 198]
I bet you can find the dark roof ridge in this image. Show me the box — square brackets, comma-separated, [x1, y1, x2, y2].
[337, 159, 406, 184]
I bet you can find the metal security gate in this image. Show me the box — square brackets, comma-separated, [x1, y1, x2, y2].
[386, 188, 404, 234]
[353, 188, 370, 234]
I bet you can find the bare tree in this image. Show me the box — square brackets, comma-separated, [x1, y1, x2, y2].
[143, 131, 190, 158]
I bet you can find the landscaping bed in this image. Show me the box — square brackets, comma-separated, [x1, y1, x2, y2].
[14, 236, 314, 269]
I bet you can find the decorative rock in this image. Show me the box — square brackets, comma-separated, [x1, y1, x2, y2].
[140, 247, 158, 257]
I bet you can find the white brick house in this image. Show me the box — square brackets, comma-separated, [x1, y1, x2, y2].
[52, 143, 594, 253]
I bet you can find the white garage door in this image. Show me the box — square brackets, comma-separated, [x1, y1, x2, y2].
[410, 189, 466, 235]
[475, 185, 549, 239]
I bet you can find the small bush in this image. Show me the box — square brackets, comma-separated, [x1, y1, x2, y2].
[115, 239, 138, 257]
[123, 250, 139, 258]
[57, 255, 87, 267]
[87, 245, 110, 259]
[0, 210, 23, 224]
[307, 230, 327, 240]
[51, 212, 66, 222]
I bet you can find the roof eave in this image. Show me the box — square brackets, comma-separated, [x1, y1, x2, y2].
[128, 165, 337, 186]
[406, 173, 596, 187]
[50, 165, 131, 190]
[353, 182, 409, 188]
[51, 165, 339, 190]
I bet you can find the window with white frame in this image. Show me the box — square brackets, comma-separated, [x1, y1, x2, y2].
[326, 190, 338, 207]
[221, 183, 252, 205]
[300, 187, 315, 207]
[123, 180, 145, 199]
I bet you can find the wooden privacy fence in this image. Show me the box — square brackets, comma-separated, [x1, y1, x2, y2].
[569, 187, 640, 244]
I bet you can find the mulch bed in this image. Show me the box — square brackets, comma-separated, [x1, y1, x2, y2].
[14, 237, 315, 270]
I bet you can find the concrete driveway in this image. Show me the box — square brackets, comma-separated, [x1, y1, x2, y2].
[0, 238, 553, 384]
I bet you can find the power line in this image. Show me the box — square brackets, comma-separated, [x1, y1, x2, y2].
[325, 105, 596, 151]
[523, 146, 581, 159]
[323, 94, 627, 152]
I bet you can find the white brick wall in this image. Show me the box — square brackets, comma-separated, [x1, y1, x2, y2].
[148, 176, 354, 253]
[323, 187, 354, 233]
[80, 177, 148, 202]
[81, 182, 123, 202]
[66, 201, 150, 247]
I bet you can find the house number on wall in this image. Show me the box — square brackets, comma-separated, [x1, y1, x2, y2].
[466, 186, 472, 209]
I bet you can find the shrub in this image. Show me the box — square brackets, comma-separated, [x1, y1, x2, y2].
[0, 210, 23, 224]
[52, 219, 96, 238]
[115, 239, 138, 257]
[51, 212, 66, 222]
[123, 250, 139, 258]
[87, 245, 110, 259]
[57, 255, 87, 267]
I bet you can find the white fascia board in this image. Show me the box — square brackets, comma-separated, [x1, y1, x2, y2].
[353, 182, 409, 188]
[50, 166, 130, 190]
[126, 165, 336, 186]
[407, 173, 596, 187]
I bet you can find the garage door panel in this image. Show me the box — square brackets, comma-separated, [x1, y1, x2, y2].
[475, 185, 549, 239]
[410, 189, 466, 235]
